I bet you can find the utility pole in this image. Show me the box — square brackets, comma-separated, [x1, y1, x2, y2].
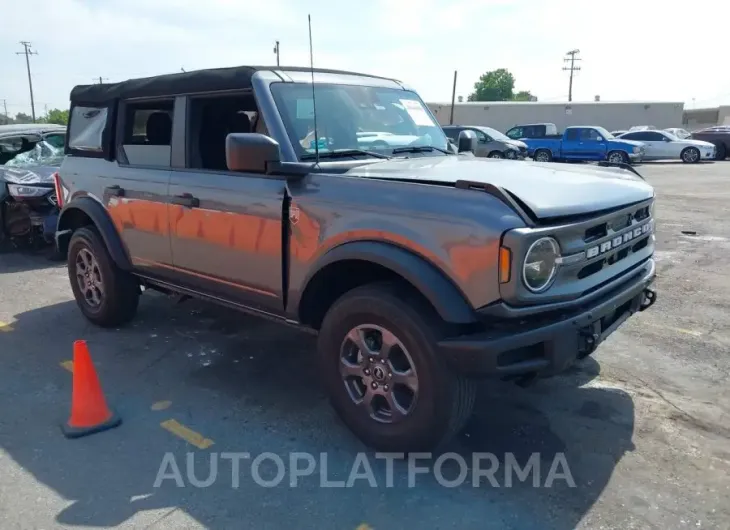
[2, 99, 8, 122]
[562, 49, 581, 102]
[16, 41, 38, 122]
[95, 76, 108, 84]
[449, 70, 458, 125]
[273, 40, 280, 66]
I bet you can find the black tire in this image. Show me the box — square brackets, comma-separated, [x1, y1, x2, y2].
[715, 143, 727, 161]
[533, 149, 552, 162]
[607, 150, 629, 164]
[681, 146, 700, 164]
[487, 151, 504, 159]
[317, 282, 476, 452]
[67, 226, 139, 327]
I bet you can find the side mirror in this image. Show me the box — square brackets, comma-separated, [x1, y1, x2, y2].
[458, 130, 477, 153]
[596, 136, 603, 142]
[226, 133, 281, 173]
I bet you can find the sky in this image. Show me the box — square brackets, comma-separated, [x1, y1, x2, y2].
[2, 0, 730, 118]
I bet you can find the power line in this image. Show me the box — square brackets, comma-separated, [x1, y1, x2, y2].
[562, 49, 581, 103]
[16, 41, 38, 122]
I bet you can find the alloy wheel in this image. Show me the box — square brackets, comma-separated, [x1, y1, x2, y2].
[339, 324, 419, 424]
[75, 247, 104, 308]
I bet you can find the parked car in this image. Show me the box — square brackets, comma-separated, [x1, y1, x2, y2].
[664, 127, 691, 139]
[55, 65, 658, 452]
[442, 125, 527, 159]
[618, 130, 715, 163]
[689, 126, 730, 160]
[628, 125, 656, 132]
[524, 126, 644, 164]
[505, 123, 558, 140]
[611, 130, 628, 137]
[0, 125, 66, 247]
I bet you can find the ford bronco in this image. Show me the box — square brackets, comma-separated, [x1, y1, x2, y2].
[55, 66, 657, 451]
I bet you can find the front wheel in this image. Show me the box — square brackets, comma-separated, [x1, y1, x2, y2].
[68, 226, 140, 327]
[681, 147, 700, 163]
[317, 282, 476, 452]
[534, 149, 552, 162]
[607, 150, 629, 164]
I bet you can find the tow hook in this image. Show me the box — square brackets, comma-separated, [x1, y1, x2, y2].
[640, 288, 657, 312]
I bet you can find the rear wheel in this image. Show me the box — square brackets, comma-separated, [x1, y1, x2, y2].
[681, 146, 700, 163]
[534, 149, 552, 162]
[317, 282, 476, 452]
[607, 150, 629, 164]
[67, 226, 139, 327]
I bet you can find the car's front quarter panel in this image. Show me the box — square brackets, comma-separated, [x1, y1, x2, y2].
[286, 172, 527, 316]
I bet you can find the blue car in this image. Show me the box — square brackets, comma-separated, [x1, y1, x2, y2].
[524, 126, 645, 165]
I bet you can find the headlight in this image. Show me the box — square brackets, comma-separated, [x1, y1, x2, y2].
[7, 184, 51, 198]
[523, 237, 560, 293]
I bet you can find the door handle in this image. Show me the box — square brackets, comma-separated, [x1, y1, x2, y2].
[104, 185, 125, 197]
[170, 193, 199, 208]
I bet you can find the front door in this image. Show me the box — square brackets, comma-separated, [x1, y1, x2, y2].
[168, 171, 286, 312]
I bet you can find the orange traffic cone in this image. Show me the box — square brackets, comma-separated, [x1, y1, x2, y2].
[61, 340, 122, 438]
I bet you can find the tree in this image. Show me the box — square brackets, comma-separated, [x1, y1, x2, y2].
[39, 108, 69, 126]
[14, 112, 33, 123]
[467, 68, 536, 102]
[513, 91, 536, 102]
[468, 69, 515, 102]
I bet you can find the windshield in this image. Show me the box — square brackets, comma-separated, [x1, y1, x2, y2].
[270, 83, 448, 160]
[2, 139, 64, 168]
[594, 127, 614, 139]
[478, 126, 511, 142]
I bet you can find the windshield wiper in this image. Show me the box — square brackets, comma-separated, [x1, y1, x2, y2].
[391, 145, 451, 155]
[301, 149, 391, 160]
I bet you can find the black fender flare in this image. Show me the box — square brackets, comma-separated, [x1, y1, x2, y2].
[297, 240, 478, 324]
[56, 196, 132, 270]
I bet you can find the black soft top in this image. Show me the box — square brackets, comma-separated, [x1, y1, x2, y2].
[70, 65, 396, 105]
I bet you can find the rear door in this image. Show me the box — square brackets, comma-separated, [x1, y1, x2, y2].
[108, 98, 175, 279]
[168, 92, 286, 313]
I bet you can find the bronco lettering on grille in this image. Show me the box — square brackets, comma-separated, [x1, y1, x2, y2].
[586, 222, 652, 259]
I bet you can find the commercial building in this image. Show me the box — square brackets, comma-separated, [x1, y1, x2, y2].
[426, 101, 685, 133]
[682, 105, 730, 130]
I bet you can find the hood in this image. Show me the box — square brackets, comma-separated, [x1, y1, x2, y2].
[504, 139, 527, 149]
[612, 138, 644, 148]
[0, 164, 59, 185]
[678, 139, 715, 148]
[347, 155, 654, 219]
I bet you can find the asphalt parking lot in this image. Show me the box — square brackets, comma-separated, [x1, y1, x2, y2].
[1, 161, 729, 530]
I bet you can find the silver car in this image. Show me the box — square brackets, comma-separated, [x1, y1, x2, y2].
[442, 125, 527, 159]
[618, 129, 715, 163]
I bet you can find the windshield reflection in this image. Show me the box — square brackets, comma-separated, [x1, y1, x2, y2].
[271, 83, 449, 160]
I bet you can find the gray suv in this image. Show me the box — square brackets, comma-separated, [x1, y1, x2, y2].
[443, 125, 528, 159]
[55, 65, 658, 452]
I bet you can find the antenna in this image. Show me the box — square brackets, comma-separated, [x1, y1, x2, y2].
[308, 14, 320, 166]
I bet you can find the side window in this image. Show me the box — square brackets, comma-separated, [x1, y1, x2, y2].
[443, 128, 460, 141]
[581, 128, 602, 141]
[646, 132, 666, 141]
[473, 129, 489, 143]
[44, 133, 66, 149]
[68, 106, 108, 152]
[621, 132, 639, 141]
[506, 127, 523, 139]
[187, 93, 259, 171]
[632, 132, 650, 141]
[565, 129, 580, 141]
[121, 100, 174, 167]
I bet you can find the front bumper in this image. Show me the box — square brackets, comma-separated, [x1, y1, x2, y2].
[439, 258, 656, 378]
[701, 149, 716, 160]
[629, 151, 644, 162]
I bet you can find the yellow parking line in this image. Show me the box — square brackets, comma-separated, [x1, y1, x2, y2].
[151, 400, 172, 411]
[160, 419, 214, 449]
[0, 321, 14, 332]
[60, 360, 74, 372]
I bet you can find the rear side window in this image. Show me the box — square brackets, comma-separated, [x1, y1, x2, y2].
[443, 128, 460, 141]
[68, 106, 108, 152]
